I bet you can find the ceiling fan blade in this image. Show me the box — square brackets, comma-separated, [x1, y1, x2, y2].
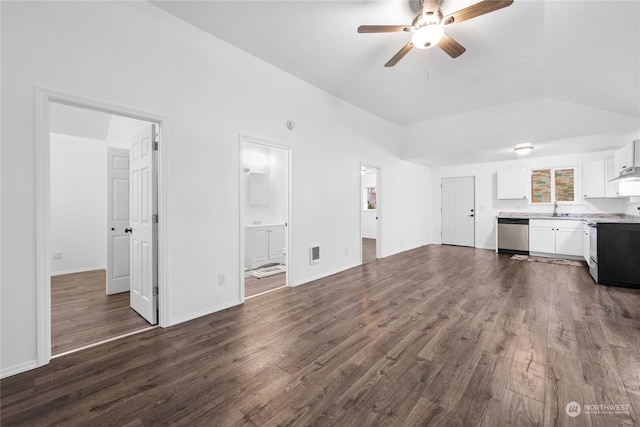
[422, 0, 442, 14]
[385, 42, 414, 67]
[443, 0, 513, 26]
[438, 34, 466, 58]
[358, 25, 412, 33]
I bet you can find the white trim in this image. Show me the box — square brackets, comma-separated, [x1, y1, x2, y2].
[35, 87, 169, 372]
[239, 134, 293, 303]
[0, 359, 39, 379]
[168, 298, 242, 327]
[51, 266, 106, 276]
[52, 325, 159, 358]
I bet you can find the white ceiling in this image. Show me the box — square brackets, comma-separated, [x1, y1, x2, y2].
[151, 0, 639, 166]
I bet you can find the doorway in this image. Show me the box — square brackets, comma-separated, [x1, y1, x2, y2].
[441, 176, 475, 247]
[240, 137, 291, 299]
[36, 90, 164, 364]
[361, 165, 380, 264]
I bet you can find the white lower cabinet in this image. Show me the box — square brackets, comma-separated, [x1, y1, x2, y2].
[245, 225, 285, 269]
[529, 219, 583, 257]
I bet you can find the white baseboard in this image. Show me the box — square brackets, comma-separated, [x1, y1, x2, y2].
[1, 359, 39, 379]
[292, 262, 361, 287]
[167, 298, 242, 327]
[51, 266, 106, 276]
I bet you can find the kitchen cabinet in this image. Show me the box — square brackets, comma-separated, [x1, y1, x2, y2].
[614, 139, 640, 175]
[605, 159, 621, 197]
[245, 225, 285, 269]
[529, 219, 583, 257]
[497, 168, 528, 200]
[582, 159, 622, 198]
[582, 160, 606, 198]
[618, 180, 640, 197]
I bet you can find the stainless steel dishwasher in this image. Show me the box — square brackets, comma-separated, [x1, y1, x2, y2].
[497, 218, 529, 255]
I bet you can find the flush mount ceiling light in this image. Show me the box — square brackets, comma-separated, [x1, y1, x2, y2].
[514, 144, 534, 155]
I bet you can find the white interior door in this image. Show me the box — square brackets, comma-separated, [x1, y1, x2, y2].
[441, 176, 475, 247]
[107, 147, 131, 294]
[129, 124, 158, 324]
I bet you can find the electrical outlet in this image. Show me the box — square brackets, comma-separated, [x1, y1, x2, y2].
[218, 274, 226, 286]
[345, 249, 349, 256]
[54, 251, 62, 260]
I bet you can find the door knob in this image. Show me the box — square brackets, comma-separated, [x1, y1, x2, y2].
[467, 214, 474, 217]
[125, 228, 132, 234]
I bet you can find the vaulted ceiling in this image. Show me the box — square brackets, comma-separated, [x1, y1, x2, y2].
[151, 0, 639, 166]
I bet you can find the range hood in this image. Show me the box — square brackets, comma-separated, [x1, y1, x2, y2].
[610, 139, 640, 182]
[610, 166, 640, 182]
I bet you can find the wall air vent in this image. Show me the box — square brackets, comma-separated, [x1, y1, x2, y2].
[310, 245, 320, 265]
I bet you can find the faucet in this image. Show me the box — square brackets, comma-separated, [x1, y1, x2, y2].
[553, 200, 559, 217]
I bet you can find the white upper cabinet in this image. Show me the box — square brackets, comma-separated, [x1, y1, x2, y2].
[605, 158, 622, 198]
[582, 158, 625, 198]
[614, 139, 639, 174]
[582, 160, 606, 198]
[497, 168, 528, 200]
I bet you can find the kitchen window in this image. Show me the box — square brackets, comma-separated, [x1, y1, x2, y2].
[531, 167, 576, 203]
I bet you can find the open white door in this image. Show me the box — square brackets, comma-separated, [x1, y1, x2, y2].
[441, 176, 475, 247]
[107, 147, 131, 294]
[129, 124, 158, 324]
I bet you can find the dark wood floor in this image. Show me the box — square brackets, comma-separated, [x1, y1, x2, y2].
[3, 245, 640, 426]
[363, 237, 376, 264]
[245, 272, 286, 298]
[51, 270, 151, 355]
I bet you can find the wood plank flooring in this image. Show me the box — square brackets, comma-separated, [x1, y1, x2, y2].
[3, 245, 640, 426]
[51, 270, 151, 355]
[363, 237, 376, 264]
[245, 272, 286, 298]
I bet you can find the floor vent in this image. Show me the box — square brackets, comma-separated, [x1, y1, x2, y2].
[310, 245, 320, 264]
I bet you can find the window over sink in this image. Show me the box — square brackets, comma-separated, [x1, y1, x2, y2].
[531, 167, 576, 203]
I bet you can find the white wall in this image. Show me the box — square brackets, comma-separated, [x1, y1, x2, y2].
[1, 1, 431, 376]
[431, 150, 629, 250]
[50, 133, 107, 275]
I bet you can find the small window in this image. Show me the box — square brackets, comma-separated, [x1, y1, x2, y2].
[364, 187, 377, 210]
[531, 167, 575, 203]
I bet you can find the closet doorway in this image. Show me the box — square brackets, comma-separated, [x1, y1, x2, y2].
[361, 165, 380, 264]
[240, 137, 291, 299]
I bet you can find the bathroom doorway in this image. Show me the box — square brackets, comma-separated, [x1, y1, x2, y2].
[240, 137, 291, 298]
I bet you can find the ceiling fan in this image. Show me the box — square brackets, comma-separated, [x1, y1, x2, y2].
[358, 0, 514, 67]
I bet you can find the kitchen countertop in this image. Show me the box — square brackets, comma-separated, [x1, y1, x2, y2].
[497, 212, 640, 223]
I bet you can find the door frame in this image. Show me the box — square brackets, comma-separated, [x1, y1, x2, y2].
[439, 175, 476, 247]
[360, 162, 382, 263]
[35, 87, 168, 367]
[238, 134, 292, 301]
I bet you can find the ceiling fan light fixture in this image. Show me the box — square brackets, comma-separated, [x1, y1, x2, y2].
[514, 144, 534, 155]
[411, 24, 444, 49]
